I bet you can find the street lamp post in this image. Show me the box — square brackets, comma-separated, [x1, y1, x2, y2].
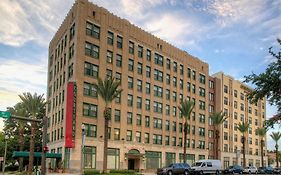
[2, 135, 8, 175]
[41, 115, 47, 175]
[81, 124, 86, 175]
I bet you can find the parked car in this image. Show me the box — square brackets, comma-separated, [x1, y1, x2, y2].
[190, 159, 222, 174]
[243, 166, 258, 174]
[257, 166, 273, 174]
[157, 163, 191, 175]
[273, 167, 281, 174]
[223, 165, 243, 174]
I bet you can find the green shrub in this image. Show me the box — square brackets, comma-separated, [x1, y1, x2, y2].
[110, 169, 135, 174]
[84, 169, 101, 175]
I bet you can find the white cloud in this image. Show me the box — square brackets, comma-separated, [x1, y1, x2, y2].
[0, 59, 47, 111]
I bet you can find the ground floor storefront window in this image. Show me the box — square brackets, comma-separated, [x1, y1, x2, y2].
[165, 152, 175, 166]
[64, 148, 70, 168]
[145, 151, 162, 169]
[84, 146, 96, 169]
[223, 157, 230, 169]
[179, 153, 195, 165]
[107, 148, 120, 169]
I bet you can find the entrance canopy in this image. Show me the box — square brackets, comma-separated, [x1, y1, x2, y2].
[12, 151, 62, 159]
[125, 149, 143, 157]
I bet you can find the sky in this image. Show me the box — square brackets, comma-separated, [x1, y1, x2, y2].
[0, 0, 280, 150]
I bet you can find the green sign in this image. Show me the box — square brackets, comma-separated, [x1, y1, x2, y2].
[0, 111, 11, 119]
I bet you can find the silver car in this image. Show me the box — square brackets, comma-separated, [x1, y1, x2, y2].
[243, 166, 258, 174]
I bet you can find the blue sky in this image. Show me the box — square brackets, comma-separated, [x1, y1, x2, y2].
[0, 0, 280, 149]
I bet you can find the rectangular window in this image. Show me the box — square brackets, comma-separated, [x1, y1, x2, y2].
[83, 103, 98, 118]
[117, 35, 123, 48]
[138, 45, 143, 58]
[173, 62, 177, 72]
[83, 82, 97, 98]
[146, 66, 151, 78]
[153, 134, 162, 145]
[114, 128, 120, 140]
[137, 79, 142, 92]
[166, 58, 171, 69]
[128, 76, 134, 89]
[107, 50, 113, 64]
[114, 110, 120, 122]
[83, 146, 96, 169]
[153, 101, 163, 113]
[116, 54, 122, 67]
[180, 64, 184, 75]
[136, 114, 142, 126]
[137, 62, 143, 74]
[86, 22, 100, 39]
[146, 49, 151, 61]
[166, 74, 170, 85]
[126, 130, 132, 141]
[136, 131, 141, 142]
[145, 133, 150, 143]
[153, 118, 162, 129]
[85, 42, 99, 59]
[145, 151, 162, 169]
[199, 74, 206, 84]
[84, 123, 97, 137]
[137, 97, 142, 109]
[128, 59, 134, 71]
[107, 31, 114, 45]
[154, 69, 163, 82]
[146, 82, 151, 94]
[129, 41, 134, 54]
[154, 85, 163, 97]
[154, 53, 163, 66]
[70, 23, 75, 40]
[145, 99, 150, 111]
[145, 116, 150, 127]
[127, 112, 133, 124]
[128, 94, 133, 107]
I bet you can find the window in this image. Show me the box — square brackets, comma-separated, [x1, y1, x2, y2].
[83, 103, 98, 118]
[137, 79, 142, 92]
[224, 97, 228, 105]
[115, 93, 121, 104]
[145, 133, 150, 143]
[153, 134, 162, 145]
[85, 42, 99, 59]
[137, 63, 143, 74]
[199, 114, 205, 123]
[138, 45, 143, 58]
[240, 103, 244, 111]
[154, 53, 163, 66]
[86, 22, 100, 39]
[128, 76, 133, 89]
[153, 101, 163, 113]
[129, 41, 134, 54]
[84, 124, 97, 137]
[147, 49, 151, 61]
[154, 85, 163, 97]
[145, 82, 151, 94]
[166, 90, 170, 100]
[114, 110, 120, 122]
[83, 146, 96, 169]
[83, 82, 97, 98]
[117, 35, 123, 48]
[192, 70, 196, 80]
[165, 120, 170, 131]
[107, 50, 113, 63]
[116, 54, 122, 67]
[114, 128, 120, 140]
[165, 136, 170, 145]
[209, 93, 214, 101]
[199, 74, 206, 84]
[127, 112, 133, 124]
[107, 31, 113, 45]
[173, 62, 177, 72]
[187, 82, 191, 92]
[173, 77, 177, 87]
[146, 66, 151, 78]
[145, 116, 150, 127]
[70, 23, 75, 40]
[199, 101, 205, 110]
[172, 122, 176, 132]
[199, 87, 205, 97]
[224, 85, 228, 93]
[199, 127, 205, 136]
[136, 131, 141, 142]
[187, 68, 191, 78]
[69, 44, 75, 59]
[145, 99, 150, 111]
[128, 59, 134, 71]
[180, 64, 184, 75]
[240, 93, 245, 100]
[126, 130, 132, 141]
[192, 84, 196, 93]
[199, 140, 205, 149]
[166, 58, 171, 69]
[166, 74, 170, 85]
[172, 91, 177, 102]
[106, 69, 112, 78]
[136, 114, 142, 126]
[179, 79, 183, 89]
[234, 90, 237, 97]
[128, 94, 133, 107]
[172, 137, 176, 146]
[153, 118, 162, 129]
[209, 80, 214, 89]
[68, 63, 74, 79]
[154, 69, 163, 82]
[172, 106, 177, 117]
[137, 97, 142, 109]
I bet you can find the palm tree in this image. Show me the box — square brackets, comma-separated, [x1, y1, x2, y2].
[19, 92, 45, 173]
[7, 103, 29, 171]
[210, 111, 227, 160]
[178, 99, 194, 163]
[237, 122, 249, 167]
[93, 77, 122, 172]
[270, 132, 281, 168]
[256, 127, 268, 167]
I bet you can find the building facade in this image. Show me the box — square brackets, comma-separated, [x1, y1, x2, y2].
[46, 0, 267, 172]
[212, 72, 267, 168]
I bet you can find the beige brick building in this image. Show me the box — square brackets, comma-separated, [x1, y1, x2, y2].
[212, 72, 267, 168]
[46, 0, 267, 173]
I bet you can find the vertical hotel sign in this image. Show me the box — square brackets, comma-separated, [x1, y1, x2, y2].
[65, 82, 77, 148]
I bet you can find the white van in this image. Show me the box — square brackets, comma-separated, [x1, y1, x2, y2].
[190, 159, 222, 175]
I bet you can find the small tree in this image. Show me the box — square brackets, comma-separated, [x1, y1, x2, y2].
[93, 77, 122, 173]
[270, 132, 281, 168]
[210, 111, 227, 159]
[178, 99, 194, 163]
[237, 122, 249, 167]
[256, 127, 268, 167]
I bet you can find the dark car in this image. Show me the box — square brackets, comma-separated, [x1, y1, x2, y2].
[273, 168, 281, 174]
[157, 163, 191, 175]
[257, 166, 273, 174]
[223, 165, 243, 174]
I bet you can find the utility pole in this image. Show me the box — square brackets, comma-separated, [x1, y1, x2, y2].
[80, 124, 86, 175]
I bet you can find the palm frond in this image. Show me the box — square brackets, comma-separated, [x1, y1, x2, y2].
[178, 99, 194, 120]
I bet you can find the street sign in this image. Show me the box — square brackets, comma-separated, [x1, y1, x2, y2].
[0, 111, 11, 119]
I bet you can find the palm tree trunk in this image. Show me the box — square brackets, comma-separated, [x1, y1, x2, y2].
[276, 145, 279, 168]
[28, 121, 36, 173]
[183, 124, 187, 163]
[215, 129, 219, 159]
[261, 140, 264, 167]
[242, 136, 246, 167]
[103, 107, 109, 173]
[19, 127, 24, 172]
